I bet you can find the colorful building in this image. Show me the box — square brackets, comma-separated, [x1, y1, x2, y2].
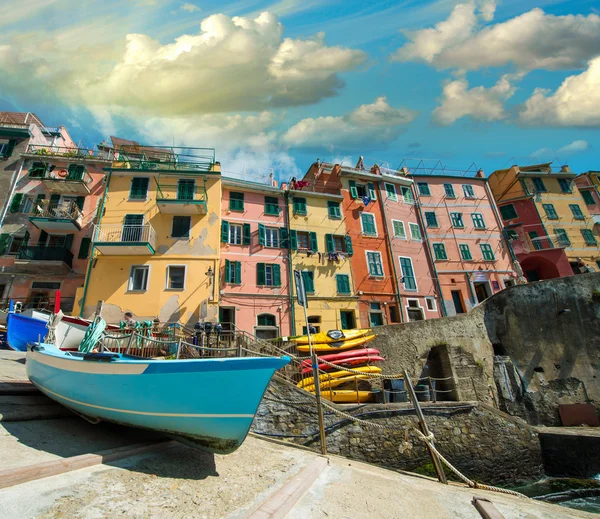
[0, 116, 110, 312]
[219, 177, 291, 339]
[574, 171, 600, 268]
[408, 169, 516, 315]
[490, 163, 599, 279]
[75, 138, 221, 325]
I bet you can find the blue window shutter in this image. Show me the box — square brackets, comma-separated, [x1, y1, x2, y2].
[225, 259, 230, 282]
[258, 224, 266, 246]
[325, 234, 334, 253]
[273, 264, 281, 287]
[345, 235, 353, 256]
[235, 261, 242, 284]
[257, 263, 265, 285]
[349, 180, 358, 199]
[279, 227, 288, 248]
[290, 230, 297, 250]
[243, 223, 251, 245]
[309, 232, 318, 252]
[221, 221, 229, 242]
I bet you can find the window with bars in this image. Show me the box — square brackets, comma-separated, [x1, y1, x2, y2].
[555, 228, 570, 247]
[581, 190, 595, 205]
[480, 243, 496, 261]
[366, 251, 384, 276]
[499, 204, 518, 220]
[361, 213, 377, 236]
[224, 260, 241, 284]
[335, 274, 351, 294]
[166, 266, 186, 289]
[409, 223, 422, 241]
[471, 213, 486, 228]
[459, 244, 472, 260]
[433, 243, 447, 260]
[384, 183, 397, 201]
[443, 184, 456, 198]
[129, 177, 149, 200]
[264, 196, 279, 215]
[542, 204, 558, 220]
[229, 224, 243, 245]
[569, 204, 585, 220]
[532, 177, 546, 192]
[558, 178, 572, 193]
[450, 212, 464, 228]
[293, 197, 307, 215]
[581, 229, 598, 245]
[229, 192, 244, 212]
[417, 182, 431, 196]
[401, 186, 414, 203]
[392, 220, 406, 239]
[171, 216, 191, 238]
[327, 200, 341, 219]
[462, 184, 475, 198]
[399, 257, 417, 291]
[424, 211, 438, 227]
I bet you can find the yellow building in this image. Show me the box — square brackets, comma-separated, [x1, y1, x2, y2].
[75, 139, 221, 324]
[287, 185, 359, 334]
[489, 163, 599, 275]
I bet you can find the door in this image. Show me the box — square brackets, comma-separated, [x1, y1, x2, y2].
[219, 307, 235, 331]
[474, 282, 490, 303]
[177, 179, 195, 201]
[123, 214, 144, 242]
[340, 310, 356, 329]
[451, 290, 465, 314]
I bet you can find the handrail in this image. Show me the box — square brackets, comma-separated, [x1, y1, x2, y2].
[26, 144, 114, 161]
[94, 223, 157, 248]
[30, 199, 82, 222]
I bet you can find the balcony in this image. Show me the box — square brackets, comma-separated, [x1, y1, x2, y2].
[113, 145, 215, 173]
[156, 180, 207, 214]
[94, 224, 156, 255]
[33, 164, 95, 195]
[510, 233, 567, 255]
[25, 144, 114, 162]
[29, 200, 83, 232]
[14, 246, 73, 274]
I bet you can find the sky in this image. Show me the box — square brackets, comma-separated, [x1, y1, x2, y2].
[0, 0, 599, 180]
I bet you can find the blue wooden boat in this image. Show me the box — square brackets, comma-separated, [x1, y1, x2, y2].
[6, 312, 49, 352]
[26, 343, 290, 454]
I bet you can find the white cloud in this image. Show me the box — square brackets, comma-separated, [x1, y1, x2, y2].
[392, 2, 600, 71]
[519, 57, 600, 127]
[282, 97, 417, 149]
[558, 140, 590, 154]
[432, 74, 520, 125]
[181, 3, 200, 12]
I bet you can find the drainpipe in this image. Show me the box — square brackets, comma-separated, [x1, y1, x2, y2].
[412, 181, 447, 316]
[79, 168, 112, 317]
[284, 190, 296, 335]
[0, 158, 25, 227]
[377, 180, 404, 323]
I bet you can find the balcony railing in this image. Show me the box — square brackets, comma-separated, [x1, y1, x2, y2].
[17, 246, 73, 267]
[26, 144, 114, 161]
[114, 145, 215, 173]
[30, 199, 83, 222]
[156, 182, 207, 203]
[95, 224, 157, 248]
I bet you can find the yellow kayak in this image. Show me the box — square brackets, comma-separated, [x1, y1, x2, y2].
[297, 334, 376, 353]
[301, 374, 370, 393]
[320, 390, 374, 403]
[289, 329, 371, 345]
[298, 366, 382, 388]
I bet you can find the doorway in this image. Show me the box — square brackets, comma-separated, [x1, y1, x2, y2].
[473, 282, 491, 303]
[219, 307, 235, 331]
[340, 310, 356, 329]
[451, 290, 465, 314]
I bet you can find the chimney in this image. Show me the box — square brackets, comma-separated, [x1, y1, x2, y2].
[476, 169, 485, 178]
[560, 165, 571, 173]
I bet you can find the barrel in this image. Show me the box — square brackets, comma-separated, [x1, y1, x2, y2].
[383, 379, 407, 403]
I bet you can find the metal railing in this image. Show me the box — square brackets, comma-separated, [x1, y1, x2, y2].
[156, 181, 207, 203]
[32, 164, 94, 187]
[30, 199, 83, 223]
[17, 246, 73, 267]
[26, 144, 114, 161]
[0, 296, 76, 313]
[114, 145, 215, 172]
[94, 223, 157, 248]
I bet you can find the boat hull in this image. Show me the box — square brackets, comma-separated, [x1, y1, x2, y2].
[27, 344, 290, 454]
[6, 313, 48, 351]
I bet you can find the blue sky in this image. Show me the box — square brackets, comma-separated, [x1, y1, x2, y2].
[1, 0, 599, 179]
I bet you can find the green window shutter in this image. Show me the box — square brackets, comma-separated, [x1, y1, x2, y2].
[325, 234, 334, 253]
[293, 197, 307, 215]
[367, 183, 377, 200]
[265, 196, 279, 215]
[459, 244, 472, 260]
[75, 196, 85, 211]
[78, 237, 91, 259]
[243, 223, 251, 245]
[37, 230, 48, 246]
[67, 164, 85, 180]
[336, 274, 350, 294]
[327, 201, 341, 219]
[349, 180, 358, 199]
[309, 231, 318, 252]
[225, 259, 231, 282]
[302, 271, 314, 293]
[29, 162, 46, 178]
[0, 233, 10, 255]
[257, 263, 266, 285]
[273, 264, 281, 287]
[345, 235, 353, 256]
[230, 192, 244, 211]
[279, 227, 289, 248]
[258, 223, 266, 246]
[581, 190, 595, 205]
[400, 257, 416, 290]
[290, 230, 297, 250]
[64, 234, 74, 251]
[50, 193, 61, 205]
[130, 177, 149, 200]
[235, 261, 242, 284]
[9, 193, 23, 213]
[221, 220, 229, 242]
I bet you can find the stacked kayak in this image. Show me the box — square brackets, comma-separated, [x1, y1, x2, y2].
[293, 329, 383, 403]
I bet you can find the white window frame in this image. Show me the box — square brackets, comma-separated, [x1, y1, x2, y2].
[264, 264, 275, 286]
[399, 256, 418, 292]
[365, 250, 384, 277]
[401, 186, 414, 204]
[471, 212, 486, 229]
[409, 222, 422, 241]
[128, 265, 150, 292]
[384, 183, 397, 202]
[229, 223, 243, 245]
[165, 264, 186, 290]
[405, 298, 426, 321]
[264, 227, 279, 248]
[432, 243, 447, 261]
[462, 184, 475, 198]
[360, 213, 378, 237]
[425, 297, 437, 312]
[392, 219, 406, 239]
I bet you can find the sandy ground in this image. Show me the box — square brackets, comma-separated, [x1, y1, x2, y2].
[0, 349, 28, 382]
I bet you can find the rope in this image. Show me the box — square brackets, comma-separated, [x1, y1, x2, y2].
[320, 400, 408, 432]
[315, 359, 404, 379]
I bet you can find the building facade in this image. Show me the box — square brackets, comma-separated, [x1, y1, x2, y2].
[575, 171, 600, 268]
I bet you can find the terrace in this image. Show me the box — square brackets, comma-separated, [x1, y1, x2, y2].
[112, 144, 216, 173]
[24, 144, 114, 163]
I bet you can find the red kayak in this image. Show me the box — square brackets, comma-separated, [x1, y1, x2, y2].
[301, 355, 385, 375]
[300, 348, 381, 368]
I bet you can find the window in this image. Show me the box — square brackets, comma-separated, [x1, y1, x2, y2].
[166, 266, 186, 290]
[257, 263, 282, 287]
[406, 299, 424, 321]
[499, 204, 518, 220]
[399, 257, 417, 291]
[417, 182, 431, 196]
[459, 244, 472, 260]
[336, 274, 351, 294]
[558, 178, 572, 193]
[8, 236, 24, 254]
[29, 162, 47, 178]
[369, 303, 384, 327]
[555, 228, 570, 247]
[581, 229, 597, 245]
[528, 231, 542, 250]
[366, 251, 384, 276]
[360, 213, 377, 236]
[443, 184, 456, 198]
[172, 216, 191, 238]
[505, 229, 518, 241]
[581, 190, 595, 205]
[392, 220, 406, 239]
[388, 306, 400, 323]
[569, 204, 585, 220]
[78, 237, 91, 259]
[67, 164, 85, 181]
[21, 196, 34, 214]
[384, 183, 397, 201]
[327, 200, 341, 219]
[480, 244, 496, 261]
[401, 186, 414, 204]
[224, 259, 241, 284]
[425, 297, 436, 311]
[129, 266, 149, 291]
[450, 212, 464, 228]
[462, 185, 475, 198]
[32, 282, 61, 290]
[409, 223, 422, 241]
[542, 204, 558, 220]
[293, 197, 307, 215]
[122, 214, 144, 241]
[471, 213, 486, 229]
[229, 192, 244, 212]
[264, 227, 279, 248]
[532, 177, 546, 193]
[425, 211, 438, 228]
[229, 223, 243, 245]
[264, 196, 279, 215]
[296, 231, 310, 250]
[257, 314, 276, 327]
[301, 270, 315, 293]
[177, 179, 194, 200]
[302, 316, 321, 334]
[433, 243, 447, 260]
[0, 139, 15, 158]
[129, 177, 149, 200]
[326, 234, 348, 253]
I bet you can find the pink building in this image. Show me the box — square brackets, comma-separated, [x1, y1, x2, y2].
[219, 178, 291, 339]
[409, 170, 517, 315]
